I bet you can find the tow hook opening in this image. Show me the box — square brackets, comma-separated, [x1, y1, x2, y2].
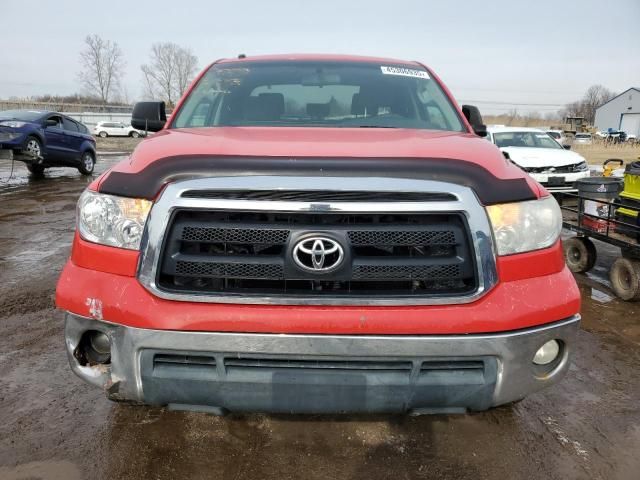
[74, 330, 112, 366]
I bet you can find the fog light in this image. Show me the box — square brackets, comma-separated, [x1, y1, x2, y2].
[75, 330, 112, 366]
[89, 331, 110, 355]
[533, 340, 560, 365]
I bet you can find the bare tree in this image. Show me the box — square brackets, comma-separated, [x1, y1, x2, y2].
[78, 35, 125, 105]
[581, 85, 615, 124]
[544, 111, 561, 122]
[175, 48, 199, 98]
[522, 111, 541, 127]
[559, 101, 583, 120]
[559, 85, 616, 124]
[141, 43, 198, 107]
[505, 108, 519, 126]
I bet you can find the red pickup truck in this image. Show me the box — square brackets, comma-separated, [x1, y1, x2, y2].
[56, 54, 580, 414]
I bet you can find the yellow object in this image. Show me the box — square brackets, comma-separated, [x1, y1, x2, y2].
[621, 173, 640, 199]
[602, 158, 624, 177]
[486, 202, 521, 229]
[120, 197, 153, 223]
[618, 207, 638, 218]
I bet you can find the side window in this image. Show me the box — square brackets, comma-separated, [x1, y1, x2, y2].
[63, 118, 79, 132]
[190, 103, 212, 127]
[78, 123, 89, 134]
[520, 134, 535, 147]
[46, 116, 64, 129]
[415, 81, 460, 131]
[425, 105, 447, 130]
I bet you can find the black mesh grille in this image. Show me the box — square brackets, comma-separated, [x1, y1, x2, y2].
[157, 209, 477, 299]
[352, 264, 462, 280]
[182, 226, 289, 244]
[348, 230, 456, 246]
[524, 164, 584, 174]
[175, 261, 283, 279]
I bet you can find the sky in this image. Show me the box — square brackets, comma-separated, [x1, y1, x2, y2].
[1, 0, 638, 114]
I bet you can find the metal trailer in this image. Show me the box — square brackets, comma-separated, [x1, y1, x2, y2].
[559, 192, 640, 301]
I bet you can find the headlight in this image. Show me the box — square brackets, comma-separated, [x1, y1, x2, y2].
[574, 161, 588, 172]
[0, 121, 27, 128]
[486, 196, 562, 255]
[77, 190, 152, 250]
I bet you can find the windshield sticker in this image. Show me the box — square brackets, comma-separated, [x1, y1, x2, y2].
[380, 66, 430, 79]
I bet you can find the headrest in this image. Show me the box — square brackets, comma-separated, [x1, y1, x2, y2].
[351, 92, 378, 116]
[307, 103, 330, 119]
[244, 93, 285, 121]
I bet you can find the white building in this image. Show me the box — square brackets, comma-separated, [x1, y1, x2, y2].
[594, 87, 640, 136]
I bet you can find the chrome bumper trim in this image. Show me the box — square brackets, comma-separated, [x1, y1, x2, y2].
[65, 313, 580, 411]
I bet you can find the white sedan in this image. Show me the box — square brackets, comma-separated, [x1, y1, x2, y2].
[486, 127, 590, 192]
[93, 121, 145, 138]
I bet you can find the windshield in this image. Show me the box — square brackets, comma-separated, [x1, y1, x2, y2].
[493, 131, 562, 149]
[172, 61, 465, 131]
[0, 110, 46, 122]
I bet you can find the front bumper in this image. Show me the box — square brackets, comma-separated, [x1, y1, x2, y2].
[65, 312, 580, 414]
[0, 130, 27, 149]
[529, 170, 590, 192]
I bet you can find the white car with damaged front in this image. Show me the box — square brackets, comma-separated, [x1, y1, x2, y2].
[487, 127, 590, 192]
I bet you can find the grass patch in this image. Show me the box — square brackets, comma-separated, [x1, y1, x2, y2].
[572, 142, 640, 166]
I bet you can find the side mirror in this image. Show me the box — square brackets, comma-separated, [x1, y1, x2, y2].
[461, 105, 487, 137]
[131, 101, 167, 132]
[563, 145, 571, 150]
[46, 119, 58, 127]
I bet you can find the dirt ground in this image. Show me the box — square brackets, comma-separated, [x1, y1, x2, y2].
[0, 156, 639, 480]
[95, 136, 143, 152]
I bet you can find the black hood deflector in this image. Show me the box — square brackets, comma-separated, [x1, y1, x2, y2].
[99, 155, 536, 205]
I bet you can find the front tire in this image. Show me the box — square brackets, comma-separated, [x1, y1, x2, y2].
[610, 258, 640, 301]
[564, 237, 597, 273]
[130, 131, 140, 138]
[23, 135, 43, 159]
[78, 151, 95, 176]
[26, 164, 45, 177]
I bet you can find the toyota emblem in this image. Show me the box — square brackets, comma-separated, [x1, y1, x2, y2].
[293, 237, 344, 272]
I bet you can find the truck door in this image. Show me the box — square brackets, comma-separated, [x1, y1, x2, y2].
[62, 117, 84, 161]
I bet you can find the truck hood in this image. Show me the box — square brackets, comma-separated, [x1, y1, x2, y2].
[96, 127, 543, 203]
[500, 146, 586, 168]
[120, 127, 520, 177]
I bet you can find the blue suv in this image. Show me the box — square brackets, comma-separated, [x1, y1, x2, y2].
[0, 109, 96, 176]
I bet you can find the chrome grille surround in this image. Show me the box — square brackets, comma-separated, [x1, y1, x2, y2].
[137, 176, 498, 306]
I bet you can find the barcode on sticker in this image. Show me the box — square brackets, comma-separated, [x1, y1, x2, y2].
[380, 66, 430, 79]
